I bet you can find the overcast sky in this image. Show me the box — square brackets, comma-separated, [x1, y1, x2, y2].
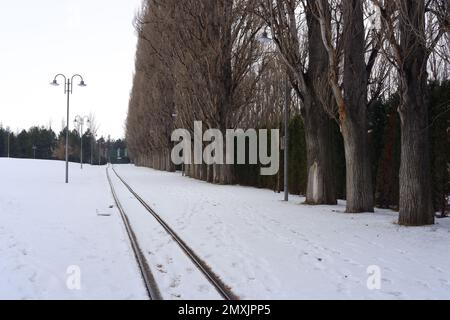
[0, 0, 143, 139]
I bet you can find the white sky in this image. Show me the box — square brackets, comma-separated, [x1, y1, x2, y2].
[0, 0, 143, 139]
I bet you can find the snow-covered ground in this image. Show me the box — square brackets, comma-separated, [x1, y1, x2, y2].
[108, 167, 222, 300]
[114, 164, 450, 300]
[0, 159, 147, 299]
[1, 159, 449, 300]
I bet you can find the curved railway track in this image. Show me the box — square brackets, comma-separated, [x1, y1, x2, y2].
[106, 166, 162, 300]
[107, 165, 238, 300]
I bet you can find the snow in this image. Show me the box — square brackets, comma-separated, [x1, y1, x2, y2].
[0, 159, 147, 300]
[108, 168, 222, 299]
[1, 158, 449, 300]
[113, 164, 450, 300]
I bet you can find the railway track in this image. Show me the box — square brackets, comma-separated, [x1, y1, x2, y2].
[106, 166, 162, 300]
[107, 165, 238, 300]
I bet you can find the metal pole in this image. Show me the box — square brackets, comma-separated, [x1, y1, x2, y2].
[284, 77, 290, 202]
[52, 73, 85, 182]
[65, 79, 70, 184]
[80, 121, 83, 169]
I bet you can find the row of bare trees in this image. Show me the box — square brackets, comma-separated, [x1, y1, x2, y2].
[126, 0, 449, 226]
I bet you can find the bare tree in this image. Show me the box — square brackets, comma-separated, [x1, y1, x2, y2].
[315, 0, 386, 213]
[128, 0, 265, 184]
[372, 0, 449, 225]
[258, 0, 338, 205]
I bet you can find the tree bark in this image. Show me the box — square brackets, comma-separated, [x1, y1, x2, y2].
[398, 0, 434, 225]
[201, 163, 208, 181]
[217, 0, 234, 185]
[213, 163, 220, 183]
[303, 1, 337, 205]
[220, 164, 234, 185]
[303, 100, 337, 205]
[341, 117, 374, 212]
[207, 164, 214, 183]
[167, 148, 175, 172]
[342, 0, 374, 212]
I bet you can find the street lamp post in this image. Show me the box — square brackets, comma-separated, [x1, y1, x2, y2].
[50, 74, 87, 183]
[259, 31, 291, 202]
[74, 115, 90, 169]
[283, 78, 291, 202]
[32, 145, 37, 159]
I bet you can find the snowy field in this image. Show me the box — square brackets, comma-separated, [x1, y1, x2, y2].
[1, 159, 449, 300]
[0, 159, 147, 300]
[114, 164, 450, 300]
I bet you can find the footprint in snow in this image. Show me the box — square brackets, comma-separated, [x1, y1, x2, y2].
[14, 264, 25, 271]
[169, 276, 181, 288]
[343, 258, 361, 267]
[156, 264, 167, 274]
[336, 282, 350, 294]
[430, 265, 444, 273]
[198, 284, 209, 292]
[415, 280, 431, 289]
[439, 279, 450, 288]
[386, 291, 402, 298]
[28, 272, 37, 283]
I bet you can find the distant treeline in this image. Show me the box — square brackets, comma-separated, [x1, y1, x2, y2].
[0, 126, 129, 165]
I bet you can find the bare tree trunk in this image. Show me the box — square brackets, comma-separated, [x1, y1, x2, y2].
[207, 164, 214, 183]
[213, 163, 220, 183]
[304, 101, 337, 204]
[221, 164, 234, 185]
[304, 4, 337, 205]
[210, 0, 234, 186]
[201, 163, 208, 181]
[342, 118, 374, 212]
[399, 102, 434, 225]
[167, 148, 175, 172]
[195, 164, 203, 180]
[341, 0, 374, 212]
[398, 0, 434, 225]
